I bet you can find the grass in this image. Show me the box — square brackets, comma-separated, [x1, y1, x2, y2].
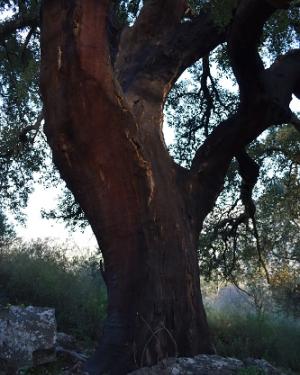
[207, 307, 300, 374]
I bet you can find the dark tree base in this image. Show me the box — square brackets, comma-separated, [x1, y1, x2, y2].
[84, 315, 134, 375]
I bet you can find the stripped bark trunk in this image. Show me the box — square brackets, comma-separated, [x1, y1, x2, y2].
[40, 1, 213, 374]
[40, 1, 300, 374]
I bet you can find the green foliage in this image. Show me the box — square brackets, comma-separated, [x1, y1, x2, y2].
[196, 122, 300, 319]
[0, 240, 107, 340]
[0, 209, 15, 244]
[208, 308, 300, 373]
[211, 0, 238, 28]
[41, 189, 88, 231]
[270, 266, 300, 318]
[263, 5, 300, 56]
[0, 0, 47, 224]
[165, 57, 238, 166]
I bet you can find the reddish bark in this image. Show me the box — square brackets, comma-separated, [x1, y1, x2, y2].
[40, 0, 300, 374]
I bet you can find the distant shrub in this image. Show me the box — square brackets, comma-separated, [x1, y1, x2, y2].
[0, 239, 107, 340]
[207, 308, 300, 374]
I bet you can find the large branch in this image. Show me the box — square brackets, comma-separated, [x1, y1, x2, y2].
[189, 48, 300, 227]
[40, 0, 133, 144]
[0, 11, 39, 43]
[228, 0, 294, 100]
[236, 150, 259, 218]
[190, 49, 300, 167]
[129, 0, 188, 36]
[184, 0, 297, 228]
[227, 0, 275, 99]
[264, 49, 300, 107]
[115, 5, 224, 99]
[117, 0, 292, 97]
[169, 12, 226, 83]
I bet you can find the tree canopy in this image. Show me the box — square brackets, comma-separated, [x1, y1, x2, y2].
[0, 0, 299, 270]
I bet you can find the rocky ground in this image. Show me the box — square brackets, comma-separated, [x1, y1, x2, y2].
[0, 305, 290, 375]
[14, 354, 287, 375]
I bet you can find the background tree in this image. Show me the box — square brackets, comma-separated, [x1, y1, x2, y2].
[0, 1, 300, 374]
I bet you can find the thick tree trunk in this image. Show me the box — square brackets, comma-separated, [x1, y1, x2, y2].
[40, 1, 300, 374]
[40, 1, 213, 374]
[83, 169, 213, 374]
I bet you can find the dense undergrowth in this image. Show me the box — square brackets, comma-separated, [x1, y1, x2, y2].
[0, 240, 299, 373]
[208, 309, 300, 374]
[0, 240, 106, 341]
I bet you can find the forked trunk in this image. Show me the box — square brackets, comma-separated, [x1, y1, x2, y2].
[39, 0, 300, 371]
[40, 1, 213, 374]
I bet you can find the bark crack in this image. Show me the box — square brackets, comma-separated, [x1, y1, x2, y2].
[126, 133, 155, 205]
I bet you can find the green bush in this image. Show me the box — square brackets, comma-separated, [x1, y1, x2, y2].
[208, 308, 300, 373]
[0, 240, 107, 340]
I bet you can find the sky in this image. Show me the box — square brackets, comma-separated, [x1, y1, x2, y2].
[12, 184, 98, 249]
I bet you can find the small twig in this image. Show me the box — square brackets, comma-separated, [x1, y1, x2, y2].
[21, 26, 36, 61]
[200, 54, 214, 137]
[139, 314, 178, 368]
[159, 323, 178, 358]
[19, 110, 44, 143]
[251, 217, 271, 284]
[140, 327, 165, 367]
[0, 111, 43, 159]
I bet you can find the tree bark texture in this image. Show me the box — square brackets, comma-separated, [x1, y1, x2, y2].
[40, 0, 300, 374]
[40, 1, 216, 373]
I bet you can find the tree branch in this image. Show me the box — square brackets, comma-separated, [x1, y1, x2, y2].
[235, 151, 270, 282]
[264, 49, 300, 109]
[0, 11, 39, 43]
[0, 112, 43, 159]
[129, 0, 188, 37]
[187, 0, 299, 228]
[236, 150, 259, 218]
[189, 47, 300, 228]
[227, 0, 275, 100]
[258, 145, 300, 164]
[115, 5, 225, 100]
[228, 0, 295, 102]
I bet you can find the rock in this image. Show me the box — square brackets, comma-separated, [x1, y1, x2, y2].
[244, 358, 285, 375]
[0, 305, 57, 372]
[128, 355, 244, 374]
[56, 331, 78, 350]
[128, 354, 285, 374]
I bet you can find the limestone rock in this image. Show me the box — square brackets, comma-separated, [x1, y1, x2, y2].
[128, 355, 244, 374]
[128, 354, 285, 374]
[244, 358, 285, 375]
[56, 331, 78, 350]
[0, 305, 56, 371]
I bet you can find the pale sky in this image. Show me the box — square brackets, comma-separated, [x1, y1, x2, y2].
[13, 184, 98, 250]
